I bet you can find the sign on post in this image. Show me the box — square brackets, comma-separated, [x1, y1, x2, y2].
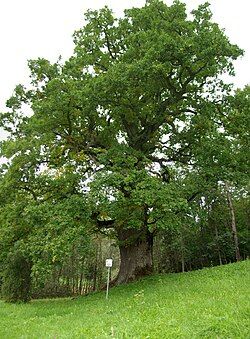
[106, 259, 113, 268]
[105, 259, 113, 299]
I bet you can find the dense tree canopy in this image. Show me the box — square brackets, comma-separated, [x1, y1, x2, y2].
[0, 0, 248, 290]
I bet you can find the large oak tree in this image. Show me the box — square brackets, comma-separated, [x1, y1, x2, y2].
[0, 0, 244, 284]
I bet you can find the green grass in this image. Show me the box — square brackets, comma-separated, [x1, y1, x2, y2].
[0, 261, 249, 338]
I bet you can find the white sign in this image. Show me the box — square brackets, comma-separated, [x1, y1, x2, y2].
[106, 259, 113, 268]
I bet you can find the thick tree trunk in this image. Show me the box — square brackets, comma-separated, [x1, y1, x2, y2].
[115, 228, 153, 285]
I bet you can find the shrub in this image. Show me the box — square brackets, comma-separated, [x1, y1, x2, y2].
[1, 250, 32, 302]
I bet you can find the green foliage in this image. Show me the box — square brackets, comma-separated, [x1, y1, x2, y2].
[0, 0, 244, 220]
[0, 261, 249, 338]
[224, 86, 250, 183]
[1, 250, 32, 303]
[154, 184, 250, 273]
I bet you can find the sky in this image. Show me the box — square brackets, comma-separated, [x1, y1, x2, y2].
[0, 0, 249, 141]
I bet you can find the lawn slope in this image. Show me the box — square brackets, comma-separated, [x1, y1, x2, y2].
[0, 260, 249, 338]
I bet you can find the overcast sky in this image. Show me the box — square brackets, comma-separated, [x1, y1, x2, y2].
[0, 0, 249, 140]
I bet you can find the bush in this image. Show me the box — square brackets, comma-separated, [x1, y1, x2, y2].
[1, 251, 32, 302]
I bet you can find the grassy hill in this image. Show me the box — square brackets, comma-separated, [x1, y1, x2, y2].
[0, 260, 249, 338]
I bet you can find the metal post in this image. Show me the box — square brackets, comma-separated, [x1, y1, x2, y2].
[106, 267, 110, 300]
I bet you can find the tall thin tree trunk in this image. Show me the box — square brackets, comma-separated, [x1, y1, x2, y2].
[180, 232, 185, 273]
[214, 224, 222, 265]
[93, 247, 98, 291]
[153, 235, 161, 273]
[225, 182, 241, 262]
[79, 272, 84, 295]
[181, 256, 185, 273]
